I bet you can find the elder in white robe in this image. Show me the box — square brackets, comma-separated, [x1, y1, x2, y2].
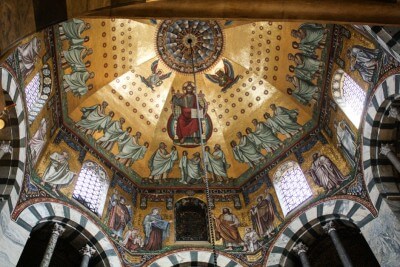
[294, 23, 326, 49]
[60, 19, 90, 48]
[41, 151, 75, 189]
[115, 130, 147, 167]
[63, 71, 94, 97]
[204, 145, 230, 183]
[96, 118, 125, 151]
[250, 120, 282, 153]
[63, 47, 92, 72]
[181, 152, 203, 184]
[270, 104, 302, 137]
[179, 151, 189, 184]
[287, 76, 319, 106]
[17, 37, 41, 79]
[263, 112, 291, 139]
[148, 143, 178, 183]
[232, 132, 264, 168]
[76, 102, 111, 135]
[29, 118, 47, 165]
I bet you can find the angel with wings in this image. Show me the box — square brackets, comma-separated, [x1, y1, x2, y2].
[205, 59, 240, 92]
[140, 60, 172, 91]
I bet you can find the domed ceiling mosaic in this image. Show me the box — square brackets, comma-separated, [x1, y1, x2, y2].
[57, 18, 330, 188]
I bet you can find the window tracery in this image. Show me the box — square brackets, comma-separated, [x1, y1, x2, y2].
[332, 69, 366, 128]
[72, 161, 109, 216]
[24, 64, 52, 124]
[273, 161, 312, 216]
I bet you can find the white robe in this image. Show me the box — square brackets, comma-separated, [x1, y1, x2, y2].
[42, 152, 74, 186]
[29, 119, 47, 165]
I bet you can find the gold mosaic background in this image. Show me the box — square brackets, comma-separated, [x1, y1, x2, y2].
[62, 19, 324, 180]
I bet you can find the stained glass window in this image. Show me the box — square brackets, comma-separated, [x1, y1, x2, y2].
[25, 73, 41, 115]
[72, 161, 109, 216]
[273, 161, 312, 216]
[24, 65, 52, 124]
[332, 69, 366, 128]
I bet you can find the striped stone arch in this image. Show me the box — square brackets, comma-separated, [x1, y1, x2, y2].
[265, 198, 373, 267]
[0, 66, 27, 214]
[362, 73, 400, 210]
[15, 201, 121, 267]
[146, 249, 245, 267]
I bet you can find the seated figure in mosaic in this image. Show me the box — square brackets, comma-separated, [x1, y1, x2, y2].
[122, 227, 144, 251]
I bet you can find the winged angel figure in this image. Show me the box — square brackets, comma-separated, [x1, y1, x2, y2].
[140, 60, 172, 91]
[205, 59, 240, 92]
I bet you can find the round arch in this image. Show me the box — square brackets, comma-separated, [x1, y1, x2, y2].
[144, 248, 245, 267]
[15, 201, 121, 267]
[265, 198, 372, 266]
[362, 73, 400, 211]
[0, 66, 27, 215]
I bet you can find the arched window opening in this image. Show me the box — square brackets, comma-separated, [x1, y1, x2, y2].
[24, 65, 52, 124]
[175, 198, 209, 242]
[273, 161, 312, 216]
[72, 161, 109, 216]
[332, 69, 366, 128]
[25, 73, 41, 117]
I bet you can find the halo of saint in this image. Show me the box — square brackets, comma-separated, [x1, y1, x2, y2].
[167, 81, 213, 147]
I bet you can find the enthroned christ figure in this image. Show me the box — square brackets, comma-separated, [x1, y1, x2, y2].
[171, 81, 209, 145]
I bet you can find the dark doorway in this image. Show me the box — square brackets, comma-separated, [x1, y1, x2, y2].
[175, 198, 209, 241]
[17, 222, 97, 267]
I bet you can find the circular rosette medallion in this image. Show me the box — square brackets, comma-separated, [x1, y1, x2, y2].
[156, 20, 224, 74]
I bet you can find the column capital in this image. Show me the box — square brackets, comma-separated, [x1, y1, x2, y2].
[80, 244, 96, 258]
[322, 221, 336, 234]
[293, 241, 308, 255]
[388, 107, 400, 121]
[380, 144, 392, 156]
[52, 223, 65, 236]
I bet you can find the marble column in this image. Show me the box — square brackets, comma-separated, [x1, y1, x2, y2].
[380, 144, 400, 173]
[80, 244, 96, 267]
[293, 242, 311, 267]
[40, 223, 65, 267]
[323, 221, 353, 267]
